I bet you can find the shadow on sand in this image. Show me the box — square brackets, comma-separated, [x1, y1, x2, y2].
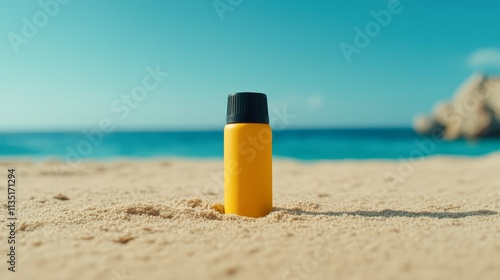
[274, 208, 498, 219]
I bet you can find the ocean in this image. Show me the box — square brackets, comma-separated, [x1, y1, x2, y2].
[0, 128, 499, 160]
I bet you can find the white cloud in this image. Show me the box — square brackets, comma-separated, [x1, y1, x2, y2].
[467, 48, 500, 67]
[307, 95, 323, 108]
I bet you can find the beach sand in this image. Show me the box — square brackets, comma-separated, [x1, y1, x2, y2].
[1, 155, 499, 280]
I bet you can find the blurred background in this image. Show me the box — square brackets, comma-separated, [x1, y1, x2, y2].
[1, 0, 499, 160]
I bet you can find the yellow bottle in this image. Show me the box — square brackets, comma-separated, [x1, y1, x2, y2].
[224, 92, 272, 218]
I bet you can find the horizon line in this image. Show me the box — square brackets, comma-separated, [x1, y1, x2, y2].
[0, 125, 414, 134]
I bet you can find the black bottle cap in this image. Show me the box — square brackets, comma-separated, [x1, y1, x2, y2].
[226, 92, 269, 124]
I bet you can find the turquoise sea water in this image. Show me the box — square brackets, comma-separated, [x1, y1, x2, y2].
[0, 129, 499, 160]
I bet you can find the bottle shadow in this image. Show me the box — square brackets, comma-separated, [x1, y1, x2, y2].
[274, 207, 498, 219]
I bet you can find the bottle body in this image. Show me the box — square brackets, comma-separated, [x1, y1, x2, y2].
[224, 123, 272, 218]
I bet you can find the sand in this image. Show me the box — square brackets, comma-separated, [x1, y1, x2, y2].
[1, 155, 499, 280]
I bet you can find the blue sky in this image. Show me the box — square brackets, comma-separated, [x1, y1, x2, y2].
[1, 0, 500, 131]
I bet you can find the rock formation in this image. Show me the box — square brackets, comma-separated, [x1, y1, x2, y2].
[413, 73, 500, 139]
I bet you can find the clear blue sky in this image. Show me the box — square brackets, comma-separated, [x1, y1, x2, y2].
[1, 0, 500, 131]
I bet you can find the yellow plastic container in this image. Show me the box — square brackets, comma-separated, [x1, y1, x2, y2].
[224, 93, 272, 218]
